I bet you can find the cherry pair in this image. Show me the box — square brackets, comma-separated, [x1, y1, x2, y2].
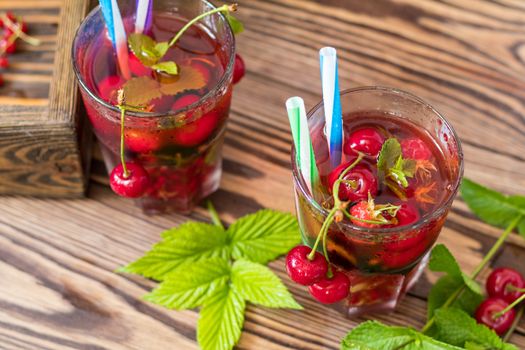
[286, 245, 350, 304]
[475, 267, 525, 335]
[0, 12, 29, 86]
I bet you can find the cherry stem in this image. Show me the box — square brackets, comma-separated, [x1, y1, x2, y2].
[1, 13, 40, 47]
[168, 4, 235, 48]
[207, 200, 224, 229]
[118, 106, 129, 178]
[307, 207, 336, 261]
[503, 305, 524, 342]
[422, 215, 523, 334]
[493, 293, 525, 319]
[506, 285, 525, 293]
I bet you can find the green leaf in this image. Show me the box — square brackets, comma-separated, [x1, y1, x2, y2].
[428, 244, 482, 296]
[144, 257, 230, 310]
[464, 342, 487, 350]
[119, 222, 230, 280]
[227, 210, 301, 264]
[197, 284, 245, 350]
[427, 275, 483, 319]
[434, 308, 518, 350]
[128, 33, 159, 66]
[225, 12, 244, 34]
[231, 259, 302, 309]
[154, 41, 169, 57]
[122, 76, 162, 106]
[151, 61, 179, 75]
[461, 179, 525, 236]
[340, 321, 463, 350]
[377, 138, 415, 191]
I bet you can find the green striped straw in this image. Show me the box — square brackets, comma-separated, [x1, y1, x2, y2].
[286, 96, 320, 194]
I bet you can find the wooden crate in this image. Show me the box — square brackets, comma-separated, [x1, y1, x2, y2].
[0, 0, 92, 197]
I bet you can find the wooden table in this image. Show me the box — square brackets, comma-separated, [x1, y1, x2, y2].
[2, 0, 525, 349]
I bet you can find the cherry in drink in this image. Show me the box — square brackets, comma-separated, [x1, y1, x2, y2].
[291, 87, 463, 316]
[72, 0, 236, 213]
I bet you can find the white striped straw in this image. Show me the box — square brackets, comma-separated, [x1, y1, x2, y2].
[319, 47, 343, 169]
[286, 97, 319, 194]
[110, 0, 131, 79]
[135, 0, 152, 34]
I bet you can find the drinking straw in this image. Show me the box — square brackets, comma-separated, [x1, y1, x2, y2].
[99, 0, 131, 79]
[319, 47, 343, 169]
[286, 96, 319, 194]
[135, 0, 152, 34]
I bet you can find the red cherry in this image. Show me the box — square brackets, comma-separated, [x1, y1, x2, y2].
[0, 74, 4, 86]
[344, 128, 384, 157]
[0, 56, 8, 68]
[285, 245, 328, 286]
[475, 298, 515, 335]
[232, 53, 245, 84]
[129, 52, 152, 77]
[171, 94, 220, 147]
[125, 129, 163, 153]
[18, 21, 28, 34]
[187, 57, 212, 85]
[395, 203, 420, 227]
[1, 38, 15, 54]
[109, 162, 150, 198]
[6, 12, 17, 23]
[308, 270, 350, 304]
[97, 75, 125, 104]
[401, 138, 432, 160]
[486, 267, 525, 304]
[328, 162, 378, 202]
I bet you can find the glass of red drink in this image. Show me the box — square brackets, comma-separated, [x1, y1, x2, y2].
[292, 87, 463, 316]
[72, 0, 235, 213]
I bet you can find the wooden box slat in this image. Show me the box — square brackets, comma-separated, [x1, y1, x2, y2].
[0, 0, 92, 197]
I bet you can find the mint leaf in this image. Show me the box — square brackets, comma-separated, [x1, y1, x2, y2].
[122, 76, 162, 106]
[120, 222, 230, 280]
[231, 259, 302, 309]
[427, 275, 483, 319]
[197, 285, 245, 350]
[225, 12, 244, 34]
[464, 342, 487, 350]
[151, 61, 179, 75]
[461, 179, 525, 237]
[377, 138, 415, 191]
[128, 33, 159, 66]
[434, 308, 518, 350]
[428, 244, 482, 296]
[154, 41, 169, 57]
[341, 321, 463, 350]
[144, 257, 230, 310]
[227, 210, 301, 264]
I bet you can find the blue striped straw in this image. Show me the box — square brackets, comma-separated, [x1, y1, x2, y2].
[135, 0, 152, 34]
[99, 0, 131, 80]
[286, 97, 319, 194]
[319, 47, 343, 169]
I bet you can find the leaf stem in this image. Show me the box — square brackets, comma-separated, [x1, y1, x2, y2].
[503, 305, 524, 342]
[168, 5, 231, 48]
[422, 215, 522, 333]
[207, 200, 224, 229]
[493, 293, 525, 319]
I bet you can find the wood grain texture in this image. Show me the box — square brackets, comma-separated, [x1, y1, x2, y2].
[2, 0, 525, 349]
[0, 0, 91, 197]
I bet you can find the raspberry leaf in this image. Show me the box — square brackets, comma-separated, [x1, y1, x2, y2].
[461, 179, 525, 237]
[341, 320, 463, 350]
[151, 61, 179, 75]
[377, 138, 416, 191]
[144, 257, 230, 309]
[159, 65, 207, 96]
[231, 259, 302, 309]
[427, 275, 483, 320]
[122, 76, 162, 106]
[226, 210, 301, 264]
[118, 222, 230, 280]
[434, 308, 518, 350]
[128, 33, 160, 66]
[197, 284, 245, 350]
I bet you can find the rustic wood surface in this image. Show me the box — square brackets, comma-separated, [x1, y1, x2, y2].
[2, 0, 525, 349]
[0, 0, 91, 198]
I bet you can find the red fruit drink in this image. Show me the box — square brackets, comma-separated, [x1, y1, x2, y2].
[73, 0, 235, 213]
[292, 87, 463, 316]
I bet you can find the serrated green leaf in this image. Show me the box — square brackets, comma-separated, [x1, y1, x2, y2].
[119, 222, 230, 280]
[128, 33, 159, 66]
[154, 41, 169, 57]
[377, 138, 415, 191]
[461, 179, 525, 235]
[428, 244, 482, 297]
[225, 13, 244, 34]
[427, 275, 483, 319]
[231, 259, 302, 309]
[151, 61, 179, 75]
[122, 76, 162, 106]
[227, 210, 301, 264]
[197, 285, 245, 350]
[341, 320, 463, 350]
[144, 257, 230, 309]
[464, 342, 487, 350]
[434, 308, 518, 350]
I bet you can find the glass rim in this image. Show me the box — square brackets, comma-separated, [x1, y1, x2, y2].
[71, 0, 235, 119]
[291, 85, 464, 235]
